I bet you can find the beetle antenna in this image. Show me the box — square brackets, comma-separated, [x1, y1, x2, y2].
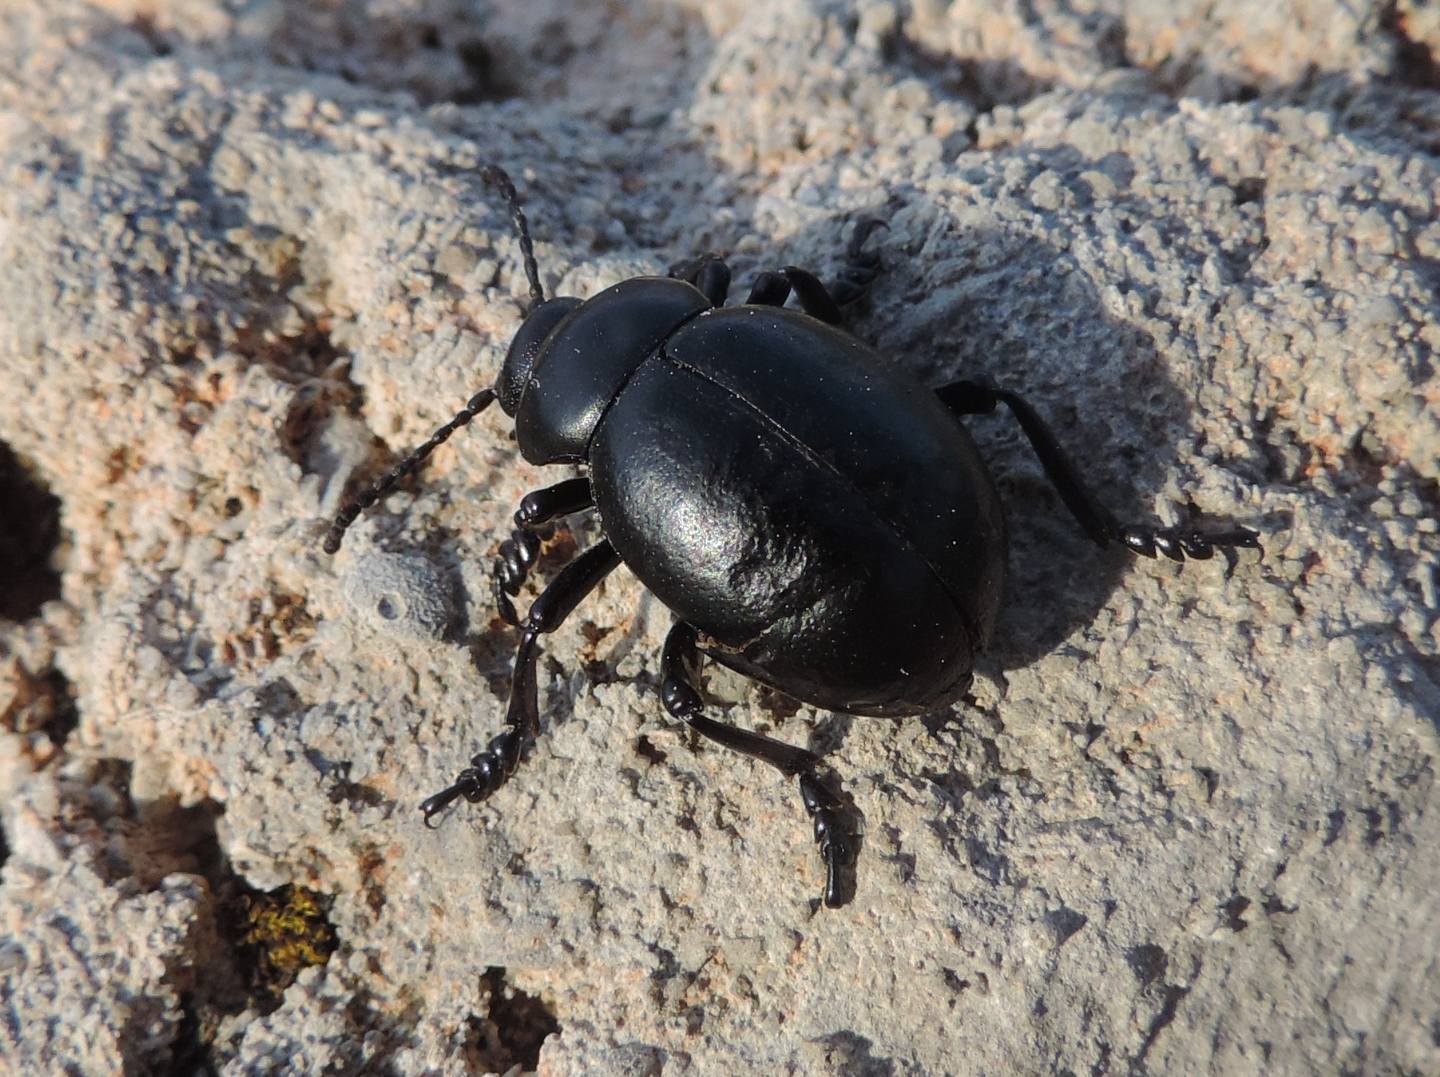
[319, 166, 546, 555]
[320, 387, 497, 554]
[479, 164, 545, 309]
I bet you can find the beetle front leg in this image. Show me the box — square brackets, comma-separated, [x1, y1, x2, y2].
[423, 539, 621, 825]
[660, 622, 859, 909]
[937, 380, 1262, 562]
[491, 477, 594, 624]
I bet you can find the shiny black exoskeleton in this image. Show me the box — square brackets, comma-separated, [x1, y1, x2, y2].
[321, 166, 1260, 908]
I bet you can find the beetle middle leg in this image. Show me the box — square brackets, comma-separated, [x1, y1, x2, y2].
[491, 477, 594, 624]
[422, 539, 621, 825]
[660, 621, 859, 909]
[937, 380, 1262, 562]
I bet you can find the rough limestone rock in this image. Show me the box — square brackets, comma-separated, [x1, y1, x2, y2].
[1, 0, 1437, 1073]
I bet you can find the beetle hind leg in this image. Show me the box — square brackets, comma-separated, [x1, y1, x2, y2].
[936, 380, 1262, 563]
[422, 540, 621, 825]
[660, 622, 860, 909]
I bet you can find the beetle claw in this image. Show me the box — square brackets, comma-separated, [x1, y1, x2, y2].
[492, 576, 519, 625]
[419, 779, 470, 827]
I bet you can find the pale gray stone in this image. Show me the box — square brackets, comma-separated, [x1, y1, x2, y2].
[0, 0, 1436, 1073]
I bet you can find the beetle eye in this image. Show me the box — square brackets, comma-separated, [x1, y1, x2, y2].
[497, 296, 582, 415]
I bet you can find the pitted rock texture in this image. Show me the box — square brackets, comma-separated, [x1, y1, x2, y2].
[1, 0, 1437, 1073]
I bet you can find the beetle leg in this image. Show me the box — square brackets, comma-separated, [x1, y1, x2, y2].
[936, 380, 1263, 563]
[829, 217, 886, 309]
[778, 267, 844, 324]
[660, 622, 860, 909]
[422, 540, 621, 826]
[668, 254, 732, 307]
[491, 477, 594, 625]
[772, 218, 887, 323]
[745, 271, 792, 307]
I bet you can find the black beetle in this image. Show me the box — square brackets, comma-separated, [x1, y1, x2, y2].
[322, 165, 1260, 908]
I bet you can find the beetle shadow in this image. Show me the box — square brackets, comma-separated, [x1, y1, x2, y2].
[731, 203, 1261, 905]
[615, 193, 1252, 905]
[774, 205, 1232, 675]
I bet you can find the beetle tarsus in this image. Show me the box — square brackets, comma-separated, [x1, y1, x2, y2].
[1115, 523, 1262, 562]
[1110, 520, 1263, 562]
[423, 546, 619, 825]
[937, 379, 1262, 566]
[419, 780, 468, 827]
[660, 621, 860, 908]
[695, 258, 731, 307]
[677, 221, 885, 321]
[746, 271, 792, 307]
[420, 727, 524, 826]
[779, 220, 889, 320]
[490, 478, 595, 623]
[669, 254, 732, 307]
[779, 265, 845, 324]
[800, 770, 858, 908]
[492, 530, 543, 626]
[829, 217, 887, 309]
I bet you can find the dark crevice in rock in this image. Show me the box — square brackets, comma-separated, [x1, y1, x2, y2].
[475, 967, 561, 1072]
[1047, 906, 1089, 947]
[0, 440, 62, 622]
[1134, 982, 1191, 1070]
[1, 663, 78, 751]
[165, 993, 218, 1077]
[813, 1030, 897, 1076]
[266, 15, 520, 106]
[1219, 895, 1252, 932]
[1382, 3, 1440, 90]
[1126, 943, 1168, 987]
[267, 323, 380, 484]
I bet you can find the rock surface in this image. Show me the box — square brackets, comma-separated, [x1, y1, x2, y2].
[1, 0, 1437, 1073]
